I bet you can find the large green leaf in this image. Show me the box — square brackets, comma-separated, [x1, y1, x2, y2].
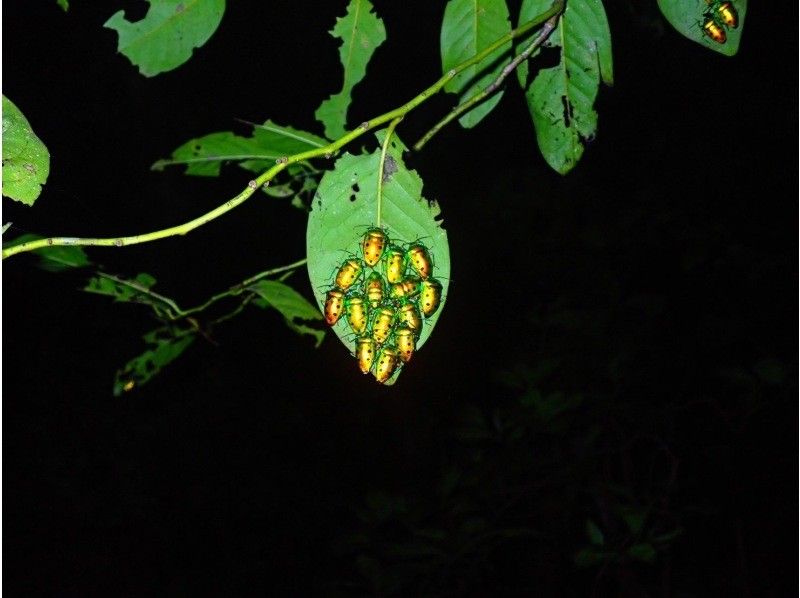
[2, 233, 90, 271]
[658, 0, 746, 56]
[250, 279, 326, 347]
[114, 328, 196, 396]
[314, 0, 387, 139]
[306, 131, 450, 383]
[152, 121, 327, 176]
[440, 0, 512, 128]
[2, 96, 50, 206]
[104, 0, 225, 77]
[519, 0, 613, 174]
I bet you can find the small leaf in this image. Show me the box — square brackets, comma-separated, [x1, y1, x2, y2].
[658, 0, 746, 56]
[440, 0, 512, 128]
[586, 519, 605, 546]
[84, 272, 174, 318]
[315, 0, 387, 139]
[153, 121, 326, 176]
[104, 0, 226, 77]
[57, 0, 69, 11]
[627, 543, 657, 563]
[520, 0, 613, 174]
[114, 329, 196, 395]
[250, 279, 325, 347]
[306, 132, 450, 379]
[3, 233, 89, 270]
[2, 96, 50, 205]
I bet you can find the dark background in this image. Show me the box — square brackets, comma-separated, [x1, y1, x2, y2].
[3, 1, 797, 595]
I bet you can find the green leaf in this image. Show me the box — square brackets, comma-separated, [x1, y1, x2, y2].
[152, 121, 326, 176]
[104, 0, 226, 77]
[2, 233, 90, 270]
[627, 543, 657, 563]
[57, 0, 69, 11]
[84, 272, 177, 319]
[2, 96, 50, 205]
[306, 131, 450, 383]
[519, 0, 613, 174]
[250, 279, 325, 347]
[658, 0, 746, 56]
[114, 328, 196, 396]
[314, 0, 387, 139]
[440, 0, 512, 128]
[586, 519, 605, 546]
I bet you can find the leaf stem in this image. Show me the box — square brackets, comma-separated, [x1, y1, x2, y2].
[2, 1, 564, 261]
[375, 116, 403, 228]
[413, 7, 563, 152]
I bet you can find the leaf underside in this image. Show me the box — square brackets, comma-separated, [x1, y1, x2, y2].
[315, 0, 387, 139]
[440, 0, 512, 128]
[2, 96, 50, 205]
[104, 0, 226, 77]
[306, 132, 450, 383]
[657, 0, 746, 56]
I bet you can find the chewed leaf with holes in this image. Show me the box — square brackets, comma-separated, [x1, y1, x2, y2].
[518, 0, 613, 174]
[114, 328, 196, 396]
[658, 0, 746, 56]
[306, 132, 450, 382]
[2, 96, 50, 206]
[104, 0, 225, 77]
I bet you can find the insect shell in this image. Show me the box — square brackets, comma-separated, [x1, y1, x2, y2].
[702, 15, 727, 43]
[406, 243, 433, 280]
[715, 1, 738, 29]
[355, 335, 376, 374]
[365, 271, 385, 308]
[419, 278, 443, 318]
[389, 276, 422, 302]
[324, 289, 345, 325]
[345, 296, 369, 335]
[362, 228, 388, 267]
[374, 345, 401, 384]
[334, 258, 362, 291]
[397, 303, 422, 337]
[383, 245, 407, 283]
[394, 327, 416, 363]
[371, 306, 396, 345]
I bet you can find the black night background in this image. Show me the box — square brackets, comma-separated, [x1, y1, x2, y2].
[3, 1, 797, 595]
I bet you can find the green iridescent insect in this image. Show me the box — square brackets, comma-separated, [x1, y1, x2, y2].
[419, 278, 442, 318]
[406, 243, 433, 280]
[324, 289, 345, 325]
[397, 303, 422, 337]
[334, 258, 362, 291]
[371, 306, 395, 345]
[383, 245, 407, 284]
[389, 275, 421, 302]
[362, 228, 388, 267]
[365, 271, 385, 308]
[394, 327, 416, 363]
[345, 296, 369, 335]
[355, 335, 376, 374]
[374, 345, 401, 384]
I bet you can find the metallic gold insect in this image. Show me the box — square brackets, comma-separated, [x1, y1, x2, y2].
[389, 276, 422, 302]
[372, 306, 395, 344]
[383, 246, 407, 283]
[345, 296, 369, 335]
[702, 16, 726, 43]
[362, 228, 387, 267]
[397, 303, 422, 336]
[394, 327, 416, 363]
[356, 335, 376, 374]
[324, 289, 345, 325]
[407, 243, 433, 279]
[374, 345, 400, 384]
[419, 278, 443, 318]
[715, 1, 738, 28]
[334, 258, 362, 291]
[365, 271, 385, 308]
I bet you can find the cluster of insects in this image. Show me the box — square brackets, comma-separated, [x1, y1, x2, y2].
[700, 0, 739, 44]
[323, 227, 443, 384]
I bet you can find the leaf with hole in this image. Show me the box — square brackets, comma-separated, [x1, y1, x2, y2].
[306, 131, 450, 383]
[114, 328, 196, 395]
[2, 96, 50, 206]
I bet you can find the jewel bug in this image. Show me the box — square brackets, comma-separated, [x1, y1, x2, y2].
[714, 1, 738, 29]
[406, 243, 433, 280]
[374, 345, 400, 384]
[383, 245, 407, 283]
[397, 303, 422, 336]
[355, 335, 376, 374]
[394, 327, 416, 363]
[389, 275, 422, 302]
[365, 271, 385, 308]
[362, 228, 387, 267]
[701, 15, 726, 43]
[371, 306, 396, 344]
[324, 289, 345, 325]
[419, 278, 443, 318]
[334, 258, 362, 291]
[345, 296, 369, 335]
